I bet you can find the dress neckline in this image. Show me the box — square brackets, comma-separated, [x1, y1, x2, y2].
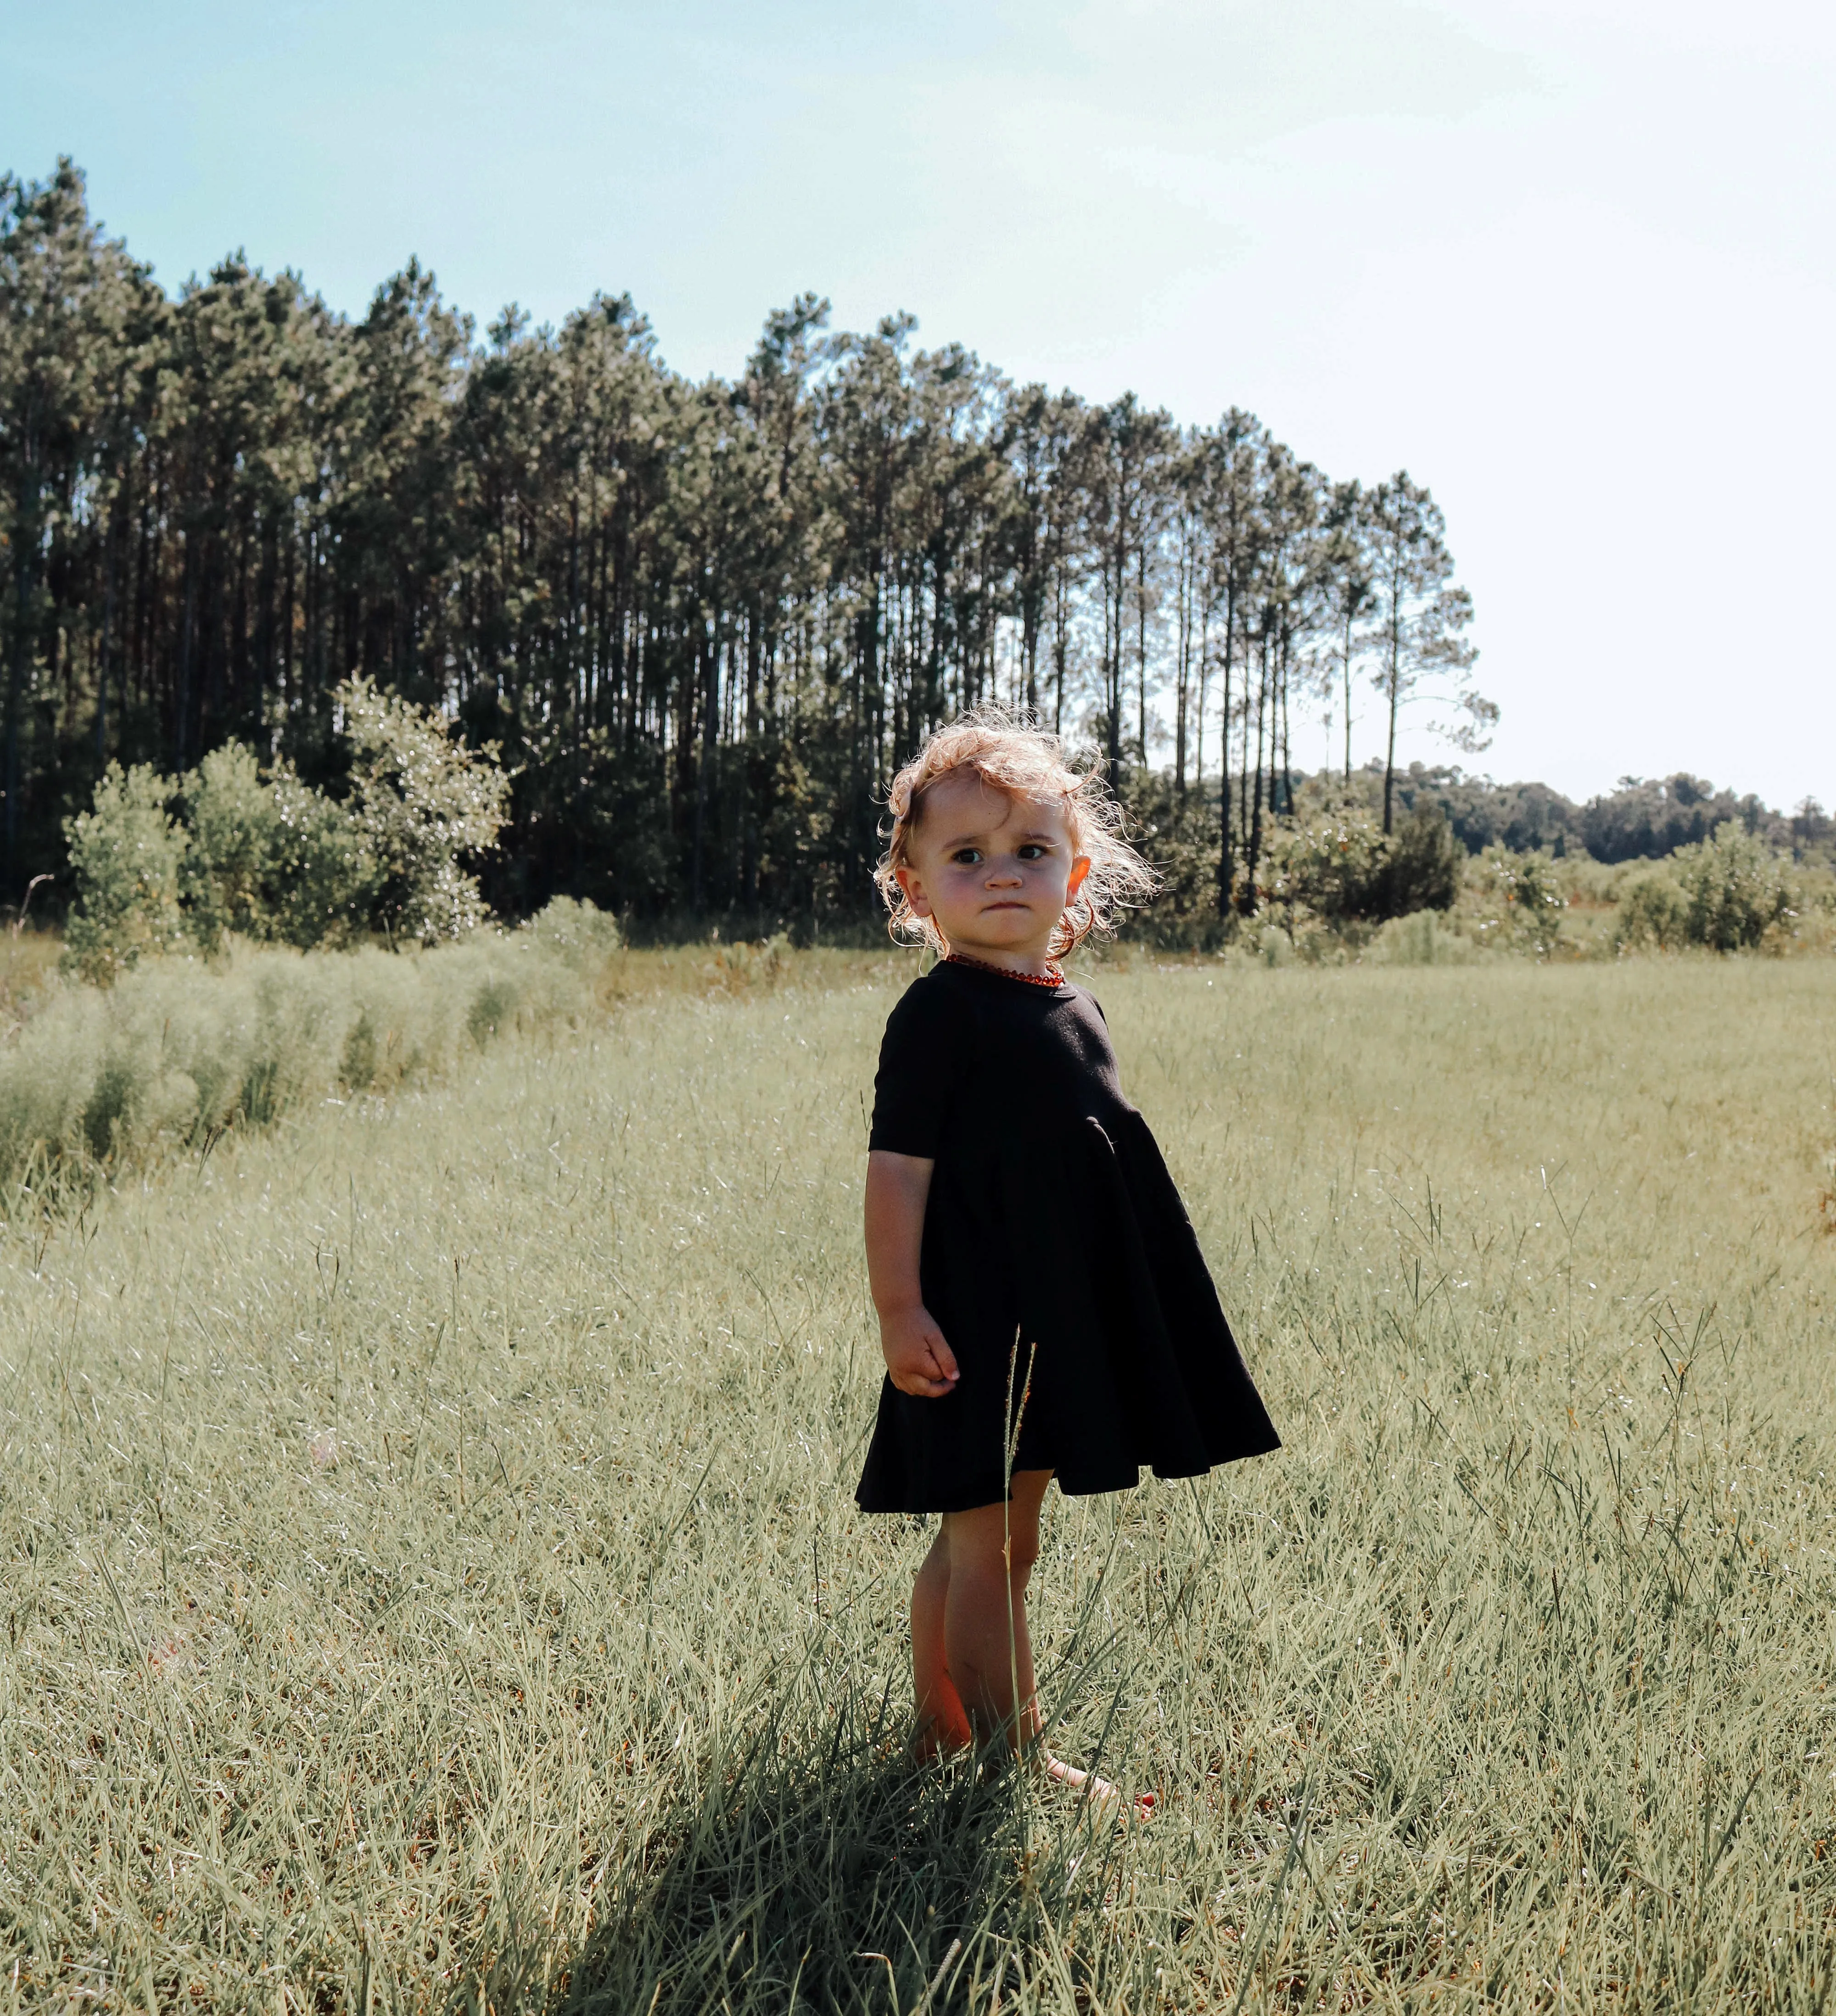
[944, 951, 1067, 990]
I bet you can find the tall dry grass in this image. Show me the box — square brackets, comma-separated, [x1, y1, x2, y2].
[1, 959, 1832, 2011]
[0, 923, 894, 1196]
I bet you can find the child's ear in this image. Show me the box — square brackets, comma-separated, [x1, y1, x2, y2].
[896, 863, 933, 918]
[1066, 856, 1092, 900]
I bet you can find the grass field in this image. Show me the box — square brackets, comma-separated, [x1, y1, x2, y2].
[3, 956, 1834, 2012]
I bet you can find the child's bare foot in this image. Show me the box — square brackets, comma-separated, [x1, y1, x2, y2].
[1039, 1752, 1155, 1824]
[907, 1720, 973, 1767]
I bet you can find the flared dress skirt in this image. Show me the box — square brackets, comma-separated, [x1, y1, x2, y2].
[855, 962, 1280, 1516]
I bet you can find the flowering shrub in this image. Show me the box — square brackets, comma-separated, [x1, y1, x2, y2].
[1464, 846, 1567, 955]
[1259, 805, 1390, 924]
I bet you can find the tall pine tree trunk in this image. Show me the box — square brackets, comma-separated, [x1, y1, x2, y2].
[1105, 538, 1122, 771]
[7, 539, 31, 886]
[691, 620, 718, 911]
[96, 485, 121, 766]
[741, 603, 761, 907]
[1051, 561, 1069, 738]
[1246, 634, 1268, 910]
[1194, 596, 1210, 795]
[1383, 610, 1401, 834]
[1216, 614, 1234, 918]
[1173, 543, 1189, 800]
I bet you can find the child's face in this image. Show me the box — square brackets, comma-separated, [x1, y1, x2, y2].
[896, 771, 1091, 966]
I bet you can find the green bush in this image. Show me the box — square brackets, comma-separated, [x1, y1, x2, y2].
[1672, 822, 1797, 951]
[1616, 874, 1690, 951]
[62, 679, 510, 980]
[264, 762, 375, 949]
[518, 893, 625, 970]
[1261, 800, 1461, 929]
[1383, 805, 1462, 914]
[61, 765, 191, 984]
[179, 742, 285, 948]
[1369, 909, 1476, 966]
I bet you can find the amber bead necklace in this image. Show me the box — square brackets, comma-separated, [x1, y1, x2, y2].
[945, 950, 1065, 989]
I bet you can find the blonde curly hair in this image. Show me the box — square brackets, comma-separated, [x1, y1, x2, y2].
[874, 710, 1158, 957]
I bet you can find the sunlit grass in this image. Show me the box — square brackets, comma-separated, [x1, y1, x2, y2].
[1, 958, 1832, 2011]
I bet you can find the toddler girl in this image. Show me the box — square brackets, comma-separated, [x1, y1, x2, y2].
[858, 713, 1280, 1805]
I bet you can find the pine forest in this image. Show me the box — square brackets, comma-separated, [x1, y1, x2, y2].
[0, 159, 1501, 933]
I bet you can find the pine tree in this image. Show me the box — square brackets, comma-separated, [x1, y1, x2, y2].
[1364, 472, 1492, 834]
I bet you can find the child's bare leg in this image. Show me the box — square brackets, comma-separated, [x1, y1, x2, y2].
[940, 1468, 1052, 1750]
[942, 1470, 1147, 1817]
[911, 1527, 974, 1758]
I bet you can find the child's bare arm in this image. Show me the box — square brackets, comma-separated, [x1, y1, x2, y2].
[864, 1150, 961, 1398]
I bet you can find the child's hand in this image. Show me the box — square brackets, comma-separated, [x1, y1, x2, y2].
[879, 1304, 960, 1398]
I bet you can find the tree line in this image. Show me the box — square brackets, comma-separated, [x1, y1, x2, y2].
[2, 158, 1501, 931]
[1391, 766, 1832, 865]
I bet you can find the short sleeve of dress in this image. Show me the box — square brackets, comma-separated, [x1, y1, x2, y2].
[868, 980, 961, 1157]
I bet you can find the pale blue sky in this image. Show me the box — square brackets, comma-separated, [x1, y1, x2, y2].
[7, 0, 1832, 806]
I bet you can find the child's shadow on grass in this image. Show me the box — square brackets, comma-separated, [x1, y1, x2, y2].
[552, 1705, 1059, 2016]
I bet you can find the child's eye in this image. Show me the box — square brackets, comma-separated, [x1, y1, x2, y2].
[951, 848, 983, 865]
[1017, 844, 1049, 861]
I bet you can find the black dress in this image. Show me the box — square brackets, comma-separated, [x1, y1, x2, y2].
[856, 959, 1280, 1515]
